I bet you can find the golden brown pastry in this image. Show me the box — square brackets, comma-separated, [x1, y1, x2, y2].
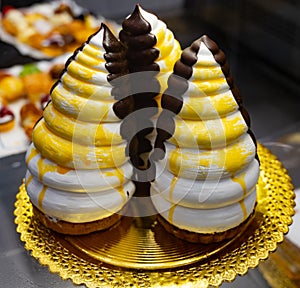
[0, 75, 24, 102]
[20, 102, 43, 139]
[21, 72, 54, 104]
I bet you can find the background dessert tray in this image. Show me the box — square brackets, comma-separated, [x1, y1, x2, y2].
[0, 55, 69, 158]
[14, 144, 295, 287]
[0, 0, 120, 59]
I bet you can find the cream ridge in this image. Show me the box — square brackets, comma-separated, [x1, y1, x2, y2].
[25, 171, 135, 223]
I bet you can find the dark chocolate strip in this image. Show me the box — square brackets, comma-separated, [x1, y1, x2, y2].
[119, 4, 160, 182]
[153, 41, 196, 160]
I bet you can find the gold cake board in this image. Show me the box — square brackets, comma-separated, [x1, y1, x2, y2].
[14, 144, 296, 287]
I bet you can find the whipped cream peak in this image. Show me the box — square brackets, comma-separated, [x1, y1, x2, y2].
[86, 26, 106, 50]
[195, 42, 219, 67]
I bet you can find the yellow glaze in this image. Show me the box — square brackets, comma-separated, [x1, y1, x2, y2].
[36, 155, 72, 183]
[103, 169, 126, 202]
[32, 120, 127, 169]
[192, 66, 223, 80]
[59, 74, 111, 99]
[179, 90, 238, 120]
[193, 78, 228, 95]
[232, 172, 248, 220]
[168, 204, 177, 223]
[168, 176, 178, 203]
[38, 186, 47, 210]
[26, 147, 39, 166]
[82, 43, 103, 58]
[67, 61, 107, 84]
[43, 103, 122, 146]
[25, 174, 33, 186]
[158, 40, 181, 72]
[51, 84, 116, 123]
[170, 112, 247, 149]
[76, 50, 106, 68]
[167, 137, 255, 178]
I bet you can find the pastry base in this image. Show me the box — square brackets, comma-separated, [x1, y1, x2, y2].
[32, 205, 123, 235]
[157, 209, 255, 244]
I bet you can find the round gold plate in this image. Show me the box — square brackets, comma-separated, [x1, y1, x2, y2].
[14, 144, 295, 287]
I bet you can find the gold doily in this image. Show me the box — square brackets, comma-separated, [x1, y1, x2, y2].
[14, 144, 295, 287]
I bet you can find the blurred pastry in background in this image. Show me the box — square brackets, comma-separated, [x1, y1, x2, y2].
[19, 64, 54, 104]
[20, 102, 43, 139]
[0, 74, 24, 102]
[0, 99, 15, 132]
[1, 2, 120, 57]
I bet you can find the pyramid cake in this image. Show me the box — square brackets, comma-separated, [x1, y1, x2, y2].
[151, 35, 259, 243]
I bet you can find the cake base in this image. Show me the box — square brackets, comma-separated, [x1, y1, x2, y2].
[32, 205, 123, 235]
[157, 209, 256, 244]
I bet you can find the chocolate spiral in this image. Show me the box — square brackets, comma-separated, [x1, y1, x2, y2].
[153, 47, 192, 160]
[119, 5, 160, 182]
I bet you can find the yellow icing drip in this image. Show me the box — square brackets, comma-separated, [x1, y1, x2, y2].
[232, 173, 248, 220]
[168, 204, 176, 223]
[239, 200, 247, 220]
[25, 174, 33, 186]
[36, 156, 72, 182]
[26, 147, 39, 166]
[37, 157, 50, 181]
[38, 186, 47, 210]
[168, 176, 178, 202]
[103, 169, 126, 202]
[168, 146, 180, 176]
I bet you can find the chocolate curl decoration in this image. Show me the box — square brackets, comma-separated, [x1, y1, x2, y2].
[101, 23, 136, 165]
[119, 5, 160, 181]
[102, 23, 133, 119]
[153, 49, 192, 160]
